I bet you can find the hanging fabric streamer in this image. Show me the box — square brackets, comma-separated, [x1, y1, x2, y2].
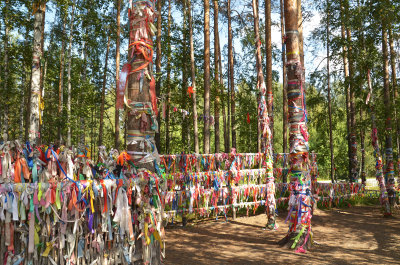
[149, 76, 158, 115]
[116, 63, 132, 110]
[187, 86, 194, 97]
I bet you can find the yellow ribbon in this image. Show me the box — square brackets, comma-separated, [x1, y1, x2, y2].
[42, 242, 53, 257]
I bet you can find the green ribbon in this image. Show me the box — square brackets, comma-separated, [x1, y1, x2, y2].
[291, 226, 306, 249]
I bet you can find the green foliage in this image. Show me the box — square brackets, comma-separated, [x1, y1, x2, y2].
[1, 0, 400, 186]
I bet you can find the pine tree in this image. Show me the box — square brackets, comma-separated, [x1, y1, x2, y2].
[279, 0, 313, 251]
[204, 0, 211, 153]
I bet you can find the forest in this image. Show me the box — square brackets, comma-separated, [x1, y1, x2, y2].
[0, 0, 399, 183]
[1, 0, 400, 264]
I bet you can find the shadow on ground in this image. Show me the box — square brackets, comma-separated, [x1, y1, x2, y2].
[163, 206, 400, 265]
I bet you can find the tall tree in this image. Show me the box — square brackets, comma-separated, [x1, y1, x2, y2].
[346, 6, 358, 183]
[66, 0, 76, 146]
[204, 0, 211, 153]
[217, 23, 228, 153]
[98, 35, 111, 148]
[38, 3, 46, 143]
[360, 108, 366, 184]
[388, 26, 399, 168]
[165, 0, 172, 154]
[252, 0, 276, 229]
[115, 0, 121, 150]
[297, 0, 304, 70]
[265, 0, 273, 150]
[181, 0, 189, 150]
[340, 0, 351, 180]
[188, 0, 199, 154]
[228, 0, 236, 148]
[58, 15, 66, 143]
[214, 0, 221, 153]
[126, 0, 162, 261]
[281, 0, 288, 162]
[29, 2, 46, 144]
[2, 0, 10, 140]
[367, 70, 391, 216]
[382, 18, 395, 205]
[326, 0, 334, 183]
[279, 0, 312, 251]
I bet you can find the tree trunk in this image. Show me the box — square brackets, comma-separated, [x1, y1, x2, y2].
[228, 0, 236, 149]
[347, 18, 358, 183]
[389, 26, 399, 178]
[154, 0, 162, 152]
[80, 27, 88, 147]
[279, 0, 312, 251]
[217, 31, 228, 154]
[20, 77, 25, 138]
[360, 108, 366, 185]
[340, 0, 351, 180]
[29, 3, 46, 144]
[165, 0, 172, 154]
[281, 0, 288, 162]
[126, 0, 162, 261]
[58, 16, 66, 143]
[265, 0, 273, 152]
[115, 0, 122, 150]
[98, 35, 111, 148]
[203, 0, 211, 153]
[38, 4, 46, 144]
[252, 0, 276, 229]
[297, 0, 304, 73]
[181, 0, 189, 151]
[66, 0, 76, 147]
[214, 0, 221, 153]
[2, 3, 9, 141]
[382, 23, 395, 205]
[326, 0, 334, 183]
[367, 70, 391, 215]
[188, 0, 199, 154]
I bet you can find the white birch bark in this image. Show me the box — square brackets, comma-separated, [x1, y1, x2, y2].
[29, 4, 46, 144]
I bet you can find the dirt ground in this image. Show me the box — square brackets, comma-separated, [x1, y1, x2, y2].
[163, 206, 400, 265]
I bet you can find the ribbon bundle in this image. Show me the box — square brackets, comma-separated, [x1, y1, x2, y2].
[367, 70, 391, 216]
[0, 140, 166, 264]
[162, 182, 365, 221]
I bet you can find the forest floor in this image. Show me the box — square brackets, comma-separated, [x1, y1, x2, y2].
[163, 205, 400, 265]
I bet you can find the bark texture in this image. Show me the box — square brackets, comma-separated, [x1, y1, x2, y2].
[327, 0, 334, 183]
[29, 3, 46, 144]
[188, 0, 199, 154]
[265, 0, 273, 152]
[228, 0, 236, 148]
[382, 23, 395, 205]
[203, 0, 211, 153]
[58, 16, 66, 143]
[98, 35, 111, 148]
[340, 0, 352, 181]
[214, 0, 221, 153]
[252, 0, 276, 229]
[165, 0, 172, 154]
[66, 1, 76, 147]
[281, 0, 288, 164]
[279, 0, 313, 251]
[367, 70, 391, 215]
[115, 0, 122, 150]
